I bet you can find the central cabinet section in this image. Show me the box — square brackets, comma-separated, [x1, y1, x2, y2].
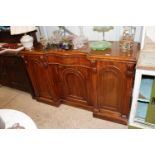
[47, 53, 94, 110]
[59, 66, 89, 105]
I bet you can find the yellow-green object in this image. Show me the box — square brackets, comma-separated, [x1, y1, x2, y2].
[93, 26, 113, 32]
[145, 77, 155, 124]
[89, 41, 112, 51]
[128, 125, 141, 129]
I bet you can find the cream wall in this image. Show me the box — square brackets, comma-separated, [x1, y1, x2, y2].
[39, 26, 143, 42]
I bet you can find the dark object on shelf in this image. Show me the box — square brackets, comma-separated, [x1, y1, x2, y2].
[46, 43, 60, 49]
[59, 42, 73, 50]
[0, 30, 38, 45]
[45, 43, 73, 50]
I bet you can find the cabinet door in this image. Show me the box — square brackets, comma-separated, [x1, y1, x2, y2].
[96, 61, 127, 124]
[24, 55, 59, 105]
[58, 65, 92, 110]
[98, 65, 125, 113]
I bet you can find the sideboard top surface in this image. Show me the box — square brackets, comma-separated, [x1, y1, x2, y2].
[20, 42, 140, 63]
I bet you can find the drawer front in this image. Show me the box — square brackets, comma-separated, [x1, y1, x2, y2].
[47, 54, 91, 67]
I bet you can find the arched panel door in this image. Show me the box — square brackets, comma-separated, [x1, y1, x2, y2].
[97, 65, 126, 115]
[59, 66, 90, 108]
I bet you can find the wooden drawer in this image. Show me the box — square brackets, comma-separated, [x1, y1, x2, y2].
[47, 53, 91, 67]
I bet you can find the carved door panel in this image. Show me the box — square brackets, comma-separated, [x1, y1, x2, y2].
[58, 65, 92, 108]
[24, 55, 58, 104]
[97, 61, 126, 119]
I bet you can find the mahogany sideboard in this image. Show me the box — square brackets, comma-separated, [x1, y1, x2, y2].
[20, 42, 140, 125]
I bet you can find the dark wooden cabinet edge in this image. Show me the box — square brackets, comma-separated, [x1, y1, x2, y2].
[15, 56, 35, 98]
[0, 54, 35, 98]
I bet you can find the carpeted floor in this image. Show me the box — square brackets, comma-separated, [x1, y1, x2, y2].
[0, 86, 127, 129]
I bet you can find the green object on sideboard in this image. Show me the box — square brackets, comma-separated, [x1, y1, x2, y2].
[89, 41, 112, 51]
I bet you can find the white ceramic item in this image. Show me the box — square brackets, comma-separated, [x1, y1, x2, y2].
[20, 34, 33, 50]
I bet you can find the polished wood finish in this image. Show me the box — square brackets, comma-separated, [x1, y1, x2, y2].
[22, 54, 59, 106]
[94, 60, 135, 124]
[47, 52, 94, 110]
[20, 42, 140, 124]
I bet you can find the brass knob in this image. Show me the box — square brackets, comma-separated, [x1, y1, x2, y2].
[40, 55, 44, 59]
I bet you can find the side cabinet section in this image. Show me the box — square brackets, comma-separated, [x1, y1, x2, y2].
[94, 60, 134, 125]
[21, 54, 60, 106]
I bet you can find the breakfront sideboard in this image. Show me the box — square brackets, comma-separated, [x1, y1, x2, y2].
[20, 42, 140, 125]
